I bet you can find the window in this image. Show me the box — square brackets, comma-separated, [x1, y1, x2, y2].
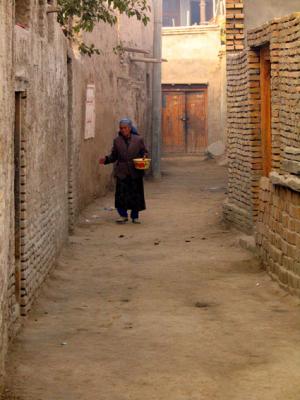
[163, 0, 180, 27]
[190, 1, 200, 25]
[163, 0, 215, 27]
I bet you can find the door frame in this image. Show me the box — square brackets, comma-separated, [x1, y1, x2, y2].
[14, 91, 27, 307]
[259, 46, 272, 177]
[162, 84, 208, 154]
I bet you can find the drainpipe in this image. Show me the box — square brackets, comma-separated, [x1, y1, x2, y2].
[151, 0, 162, 179]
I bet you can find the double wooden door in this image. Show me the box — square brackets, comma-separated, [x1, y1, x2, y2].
[162, 85, 208, 154]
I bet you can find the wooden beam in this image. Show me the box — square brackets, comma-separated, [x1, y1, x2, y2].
[130, 57, 167, 63]
[122, 47, 150, 54]
[46, 6, 60, 13]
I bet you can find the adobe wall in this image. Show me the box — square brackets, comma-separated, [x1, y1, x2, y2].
[225, 13, 300, 294]
[250, 14, 300, 295]
[11, 2, 154, 316]
[14, 3, 69, 316]
[244, 0, 300, 31]
[0, 1, 14, 388]
[69, 9, 154, 215]
[162, 25, 225, 144]
[223, 49, 260, 233]
[1, 2, 154, 386]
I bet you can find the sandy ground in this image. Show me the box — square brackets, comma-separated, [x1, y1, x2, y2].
[4, 157, 300, 400]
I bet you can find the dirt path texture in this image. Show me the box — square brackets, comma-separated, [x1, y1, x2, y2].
[4, 157, 300, 400]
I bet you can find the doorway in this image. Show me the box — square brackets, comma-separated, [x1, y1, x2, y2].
[14, 92, 23, 304]
[260, 45, 272, 177]
[162, 84, 208, 154]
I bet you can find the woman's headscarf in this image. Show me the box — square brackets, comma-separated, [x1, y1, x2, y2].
[119, 118, 132, 128]
[119, 118, 139, 135]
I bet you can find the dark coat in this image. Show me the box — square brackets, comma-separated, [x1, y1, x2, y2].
[104, 134, 148, 179]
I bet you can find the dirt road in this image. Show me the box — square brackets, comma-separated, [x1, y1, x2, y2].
[4, 157, 300, 400]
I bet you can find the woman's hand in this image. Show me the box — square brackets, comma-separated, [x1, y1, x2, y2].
[99, 157, 106, 165]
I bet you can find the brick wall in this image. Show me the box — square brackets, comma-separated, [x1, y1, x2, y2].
[14, 5, 69, 315]
[251, 14, 300, 294]
[225, 12, 300, 294]
[11, 2, 154, 316]
[225, 0, 244, 52]
[257, 179, 300, 296]
[0, 0, 14, 388]
[68, 12, 154, 216]
[223, 49, 261, 233]
[0, 0, 154, 387]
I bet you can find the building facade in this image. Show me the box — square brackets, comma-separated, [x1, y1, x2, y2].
[224, 1, 300, 295]
[161, 0, 226, 154]
[0, 0, 154, 388]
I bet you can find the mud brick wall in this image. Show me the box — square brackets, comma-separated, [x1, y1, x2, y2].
[1, 0, 154, 390]
[224, 49, 261, 233]
[14, 6, 69, 316]
[250, 14, 300, 294]
[0, 1, 14, 388]
[225, 13, 300, 294]
[12, 2, 154, 315]
[225, 0, 244, 52]
[256, 179, 300, 296]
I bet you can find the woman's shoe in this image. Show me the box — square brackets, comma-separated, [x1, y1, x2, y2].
[132, 219, 141, 224]
[116, 217, 128, 224]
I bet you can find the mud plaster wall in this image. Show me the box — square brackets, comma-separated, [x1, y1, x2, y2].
[69, 9, 154, 214]
[1, 1, 154, 387]
[14, 2, 69, 316]
[225, 13, 300, 295]
[0, 1, 14, 388]
[244, 0, 300, 32]
[162, 26, 226, 144]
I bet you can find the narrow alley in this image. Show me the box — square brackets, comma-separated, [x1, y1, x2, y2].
[4, 157, 300, 400]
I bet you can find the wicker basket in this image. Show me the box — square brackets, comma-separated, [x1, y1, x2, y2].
[133, 158, 151, 170]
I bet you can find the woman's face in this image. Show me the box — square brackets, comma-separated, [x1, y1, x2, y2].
[120, 124, 131, 138]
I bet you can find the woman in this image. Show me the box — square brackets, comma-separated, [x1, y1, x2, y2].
[99, 118, 148, 224]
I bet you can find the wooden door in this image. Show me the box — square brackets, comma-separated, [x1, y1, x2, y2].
[162, 92, 186, 153]
[162, 86, 208, 154]
[186, 91, 208, 152]
[260, 46, 272, 177]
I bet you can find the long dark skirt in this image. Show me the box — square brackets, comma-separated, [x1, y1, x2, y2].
[115, 176, 146, 211]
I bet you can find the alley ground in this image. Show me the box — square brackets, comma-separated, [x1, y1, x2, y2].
[4, 157, 300, 400]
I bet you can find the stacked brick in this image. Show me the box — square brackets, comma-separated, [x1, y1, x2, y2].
[225, 0, 244, 52]
[225, 12, 300, 295]
[256, 180, 300, 296]
[224, 49, 262, 233]
[253, 14, 300, 294]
